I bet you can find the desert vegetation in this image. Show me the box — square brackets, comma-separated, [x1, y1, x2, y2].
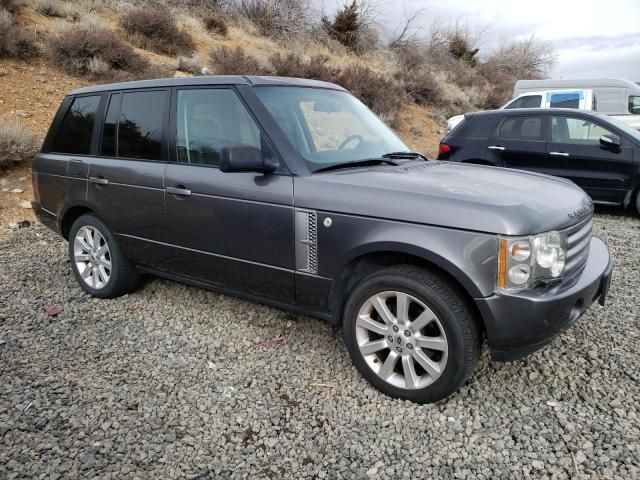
[0, 0, 557, 167]
[0, 117, 39, 170]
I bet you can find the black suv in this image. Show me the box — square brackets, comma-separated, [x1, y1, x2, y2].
[438, 108, 640, 212]
[32, 77, 612, 403]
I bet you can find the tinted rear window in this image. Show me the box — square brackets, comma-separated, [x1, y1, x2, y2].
[117, 90, 165, 160]
[51, 95, 101, 154]
[498, 116, 544, 141]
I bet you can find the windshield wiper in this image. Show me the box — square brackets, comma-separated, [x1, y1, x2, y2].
[382, 151, 427, 160]
[313, 158, 398, 173]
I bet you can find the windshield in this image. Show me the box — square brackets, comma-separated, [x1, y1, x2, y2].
[606, 116, 640, 142]
[253, 87, 409, 172]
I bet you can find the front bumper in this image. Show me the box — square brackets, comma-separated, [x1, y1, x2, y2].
[475, 236, 613, 362]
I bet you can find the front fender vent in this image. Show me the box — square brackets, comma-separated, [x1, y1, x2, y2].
[295, 209, 318, 274]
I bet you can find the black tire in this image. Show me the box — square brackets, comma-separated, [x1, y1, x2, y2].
[634, 189, 640, 216]
[343, 265, 481, 403]
[68, 214, 139, 299]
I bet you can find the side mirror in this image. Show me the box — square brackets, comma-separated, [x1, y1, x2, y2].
[219, 146, 278, 173]
[599, 134, 621, 149]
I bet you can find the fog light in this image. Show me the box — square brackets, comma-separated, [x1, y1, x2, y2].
[508, 264, 530, 285]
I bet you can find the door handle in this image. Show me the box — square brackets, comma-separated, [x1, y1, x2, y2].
[89, 176, 109, 185]
[550, 152, 570, 157]
[488, 145, 505, 151]
[166, 185, 192, 196]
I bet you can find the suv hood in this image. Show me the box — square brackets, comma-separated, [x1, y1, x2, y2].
[295, 161, 593, 236]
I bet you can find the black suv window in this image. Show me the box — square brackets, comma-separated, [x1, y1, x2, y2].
[118, 91, 165, 160]
[51, 95, 101, 154]
[504, 95, 541, 109]
[176, 89, 262, 166]
[498, 116, 544, 141]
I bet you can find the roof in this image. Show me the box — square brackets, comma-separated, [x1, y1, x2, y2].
[515, 78, 640, 91]
[467, 108, 607, 118]
[70, 75, 346, 95]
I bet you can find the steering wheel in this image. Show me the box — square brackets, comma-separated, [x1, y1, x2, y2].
[338, 134, 363, 150]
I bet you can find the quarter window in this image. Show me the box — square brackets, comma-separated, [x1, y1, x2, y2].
[51, 95, 101, 154]
[498, 116, 544, 141]
[176, 89, 262, 166]
[503, 95, 542, 109]
[551, 116, 614, 145]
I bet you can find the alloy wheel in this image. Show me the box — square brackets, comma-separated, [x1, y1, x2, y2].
[355, 290, 448, 389]
[73, 226, 112, 290]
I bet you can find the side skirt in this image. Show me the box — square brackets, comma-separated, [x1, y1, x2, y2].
[136, 265, 335, 324]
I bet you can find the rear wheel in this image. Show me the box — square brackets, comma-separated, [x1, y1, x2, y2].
[69, 214, 139, 298]
[343, 265, 480, 403]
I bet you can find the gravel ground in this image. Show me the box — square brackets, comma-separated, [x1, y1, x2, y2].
[1, 208, 639, 480]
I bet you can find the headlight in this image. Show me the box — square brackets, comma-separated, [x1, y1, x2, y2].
[498, 231, 567, 292]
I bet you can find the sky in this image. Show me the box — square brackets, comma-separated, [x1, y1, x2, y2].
[319, 0, 640, 80]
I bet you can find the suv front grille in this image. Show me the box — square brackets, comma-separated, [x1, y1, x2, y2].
[563, 216, 593, 276]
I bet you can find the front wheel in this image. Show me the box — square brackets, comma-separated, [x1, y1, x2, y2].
[69, 214, 139, 298]
[343, 265, 480, 403]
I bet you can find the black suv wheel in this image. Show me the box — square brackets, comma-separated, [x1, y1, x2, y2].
[68, 214, 139, 298]
[343, 265, 481, 403]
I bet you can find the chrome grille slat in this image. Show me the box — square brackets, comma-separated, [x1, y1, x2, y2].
[563, 216, 592, 276]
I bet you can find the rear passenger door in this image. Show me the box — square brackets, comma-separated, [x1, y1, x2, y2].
[162, 87, 295, 302]
[38, 94, 102, 218]
[486, 114, 553, 174]
[547, 115, 635, 203]
[87, 89, 170, 265]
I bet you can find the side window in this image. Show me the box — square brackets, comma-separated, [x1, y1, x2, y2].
[549, 92, 580, 109]
[504, 95, 542, 109]
[629, 96, 640, 115]
[498, 116, 544, 141]
[51, 95, 101, 154]
[176, 89, 262, 166]
[551, 116, 614, 145]
[118, 90, 165, 160]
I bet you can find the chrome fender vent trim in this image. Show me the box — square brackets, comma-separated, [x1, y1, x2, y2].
[295, 209, 318, 274]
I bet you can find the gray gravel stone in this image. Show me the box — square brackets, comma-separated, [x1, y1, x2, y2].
[1, 207, 639, 479]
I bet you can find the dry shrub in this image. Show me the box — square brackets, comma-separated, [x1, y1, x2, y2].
[321, 0, 377, 53]
[322, 0, 358, 50]
[0, 9, 39, 59]
[476, 61, 515, 108]
[0, 0, 21, 13]
[269, 52, 336, 82]
[121, 7, 196, 56]
[49, 27, 149, 78]
[394, 47, 444, 106]
[32, 0, 64, 16]
[336, 65, 404, 126]
[175, 53, 202, 75]
[208, 46, 268, 75]
[204, 14, 228, 36]
[0, 116, 40, 169]
[234, 0, 313, 40]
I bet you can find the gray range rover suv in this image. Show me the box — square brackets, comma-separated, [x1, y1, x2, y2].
[32, 76, 613, 403]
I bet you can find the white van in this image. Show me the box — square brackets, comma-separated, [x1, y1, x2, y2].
[514, 78, 640, 130]
[513, 78, 640, 115]
[446, 89, 596, 132]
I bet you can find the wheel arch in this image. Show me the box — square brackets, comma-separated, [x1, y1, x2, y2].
[328, 246, 488, 335]
[60, 205, 95, 240]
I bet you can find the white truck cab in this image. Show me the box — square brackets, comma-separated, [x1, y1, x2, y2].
[447, 89, 595, 132]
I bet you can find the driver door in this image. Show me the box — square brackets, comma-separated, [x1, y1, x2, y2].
[162, 87, 295, 302]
